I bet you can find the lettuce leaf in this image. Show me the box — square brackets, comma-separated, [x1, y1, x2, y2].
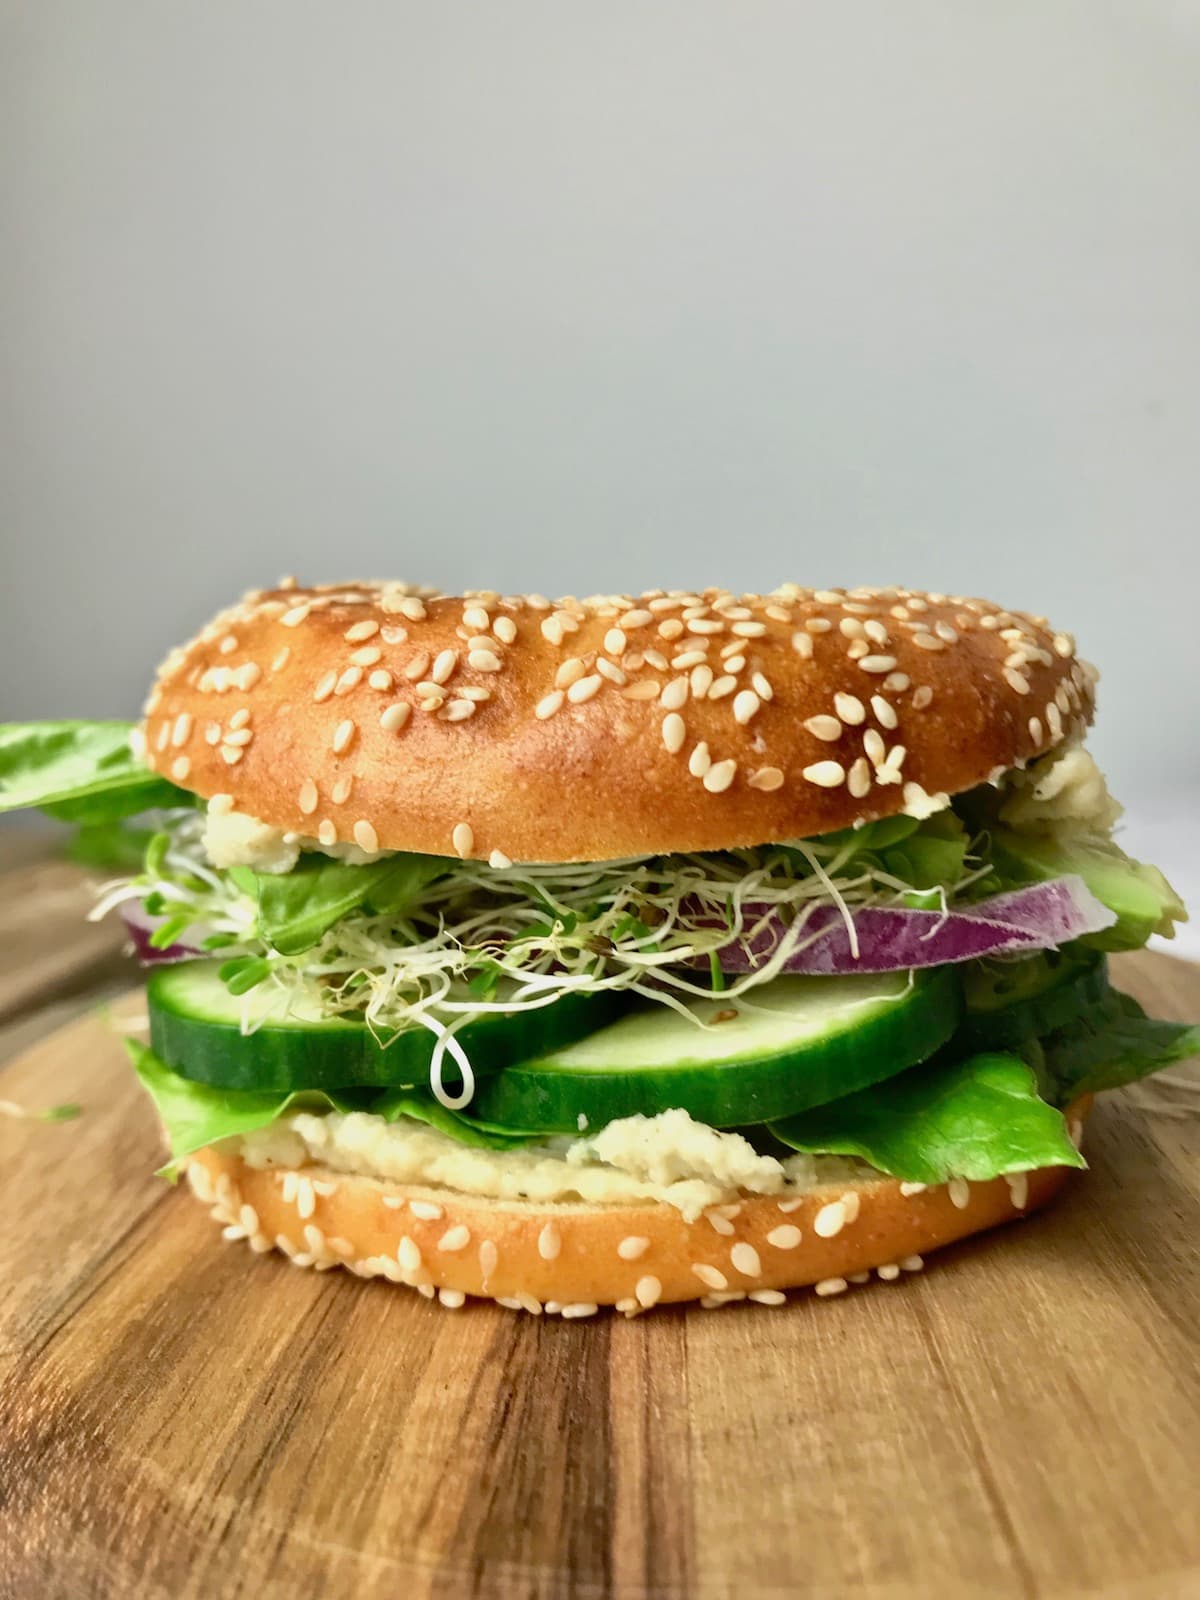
[769, 1052, 1085, 1184]
[1042, 988, 1200, 1099]
[0, 721, 188, 818]
[242, 853, 454, 956]
[127, 1040, 527, 1176]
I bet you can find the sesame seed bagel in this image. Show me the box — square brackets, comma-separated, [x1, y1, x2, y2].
[185, 1097, 1089, 1314]
[142, 581, 1096, 863]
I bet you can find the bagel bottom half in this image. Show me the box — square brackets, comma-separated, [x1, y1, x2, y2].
[184, 1097, 1091, 1315]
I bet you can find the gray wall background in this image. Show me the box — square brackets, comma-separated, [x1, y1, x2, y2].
[3, 1, 1199, 810]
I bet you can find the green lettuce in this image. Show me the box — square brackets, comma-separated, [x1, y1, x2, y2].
[1042, 988, 1200, 1099]
[0, 721, 188, 819]
[230, 852, 454, 956]
[770, 1052, 1085, 1184]
[128, 1040, 527, 1176]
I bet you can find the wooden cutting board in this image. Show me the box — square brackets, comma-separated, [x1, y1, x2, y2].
[1, 950, 1198, 1600]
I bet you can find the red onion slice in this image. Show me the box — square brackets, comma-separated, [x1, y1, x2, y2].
[714, 876, 1116, 976]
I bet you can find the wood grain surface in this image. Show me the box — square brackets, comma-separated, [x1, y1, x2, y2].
[0, 854, 1197, 1599]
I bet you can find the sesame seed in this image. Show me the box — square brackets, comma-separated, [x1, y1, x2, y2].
[437, 1288, 466, 1309]
[839, 617, 865, 640]
[1029, 716, 1043, 743]
[749, 1289, 787, 1306]
[672, 650, 707, 670]
[397, 597, 427, 622]
[485, 849, 512, 871]
[431, 649, 458, 685]
[228, 708, 251, 730]
[479, 1240, 499, 1278]
[318, 820, 337, 846]
[690, 664, 714, 698]
[661, 676, 689, 711]
[469, 649, 502, 673]
[911, 685, 933, 710]
[313, 670, 338, 703]
[623, 680, 660, 701]
[834, 692, 865, 725]
[863, 728, 886, 765]
[1053, 632, 1075, 658]
[748, 766, 784, 791]
[235, 663, 262, 691]
[859, 655, 897, 675]
[934, 621, 958, 643]
[900, 1254, 925, 1272]
[368, 670, 394, 691]
[335, 666, 362, 696]
[535, 690, 564, 720]
[792, 631, 814, 659]
[814, 1277, 849, 1297]
[596, 657, 626, 685]
[692, 1263, 729, 1291]
[344, 620, 380, 643]
[803, 760, 845, 789]
[752, 672, 773, 701]
[899, 1181, 926, 1197]
[777, 1196, 805, 1212]
[280, 605, 310, 627]
[1004, 1172, 1029, 1210]
[452, 822, 474, 858]
[687, 617, 725, 635]
[806, 616, 833, 634]
[688, 741, 712, 778]
[605, 627, 627, 654]
[493, 615, 517, 645]
[643, 650, 669, 672]
[803, 715, 841, 742]
[705, 1210, 736, 1236]
[1004, 668, 1031, 696]
[730, 1242, 761, 1277]
[219, 746, 243, 765]
[567, 674, 602, 704]
[349, 818, 377, 853]
[463, 606, 490, 631]
[438, 1224, 471, 1252]
[171, 712, 193, 747]
[170, 755, 191, 780]
[871, 695, 898, 730]
[332, 719, 356, 754]
[620, 608, 654, 630]
[204, 723, 221, 745]
[409, 1200, 443, 1221]
[331, 776, 353, 804]
[814, 1200, 847, 1237]
[298, 779, 319, 814]
[208, 793, 234, 816]
[379, 702, 411, 733]
[404, 653, 430, 681]
[732, 690, 760, 725]
[440, 699, 476, 722]
[635, 1275, 662, 1308]
[662, 712, 686, 754]
[618, 1235, 651, 1260]
[704, 759, 737, 793]
[219, 635, 238, 655]
[351, 645, 382, 667]
[883, 671, 910, 692]
[766, 1224, 802, 1249]
[657, 618, 685, 640]
[222, 727, 253, 747]
[381, 625, 408, 646]
[912, 633, 943, 652]
[877, 1263, 901, 1281]
[1047, 701, 1063, 739]
[948, 1178, 970, 1209]
[538, 1223, 562, 1260]
[398, 1236, 422, 1272]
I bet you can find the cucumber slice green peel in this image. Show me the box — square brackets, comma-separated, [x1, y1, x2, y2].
[469, 968, 962, 1133]
[147, 961, 625, 1093]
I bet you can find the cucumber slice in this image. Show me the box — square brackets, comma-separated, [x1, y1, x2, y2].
[147, 962, 623, 1092]
[958, 951, 1109, 1053]
[469, 968, 961, 1133]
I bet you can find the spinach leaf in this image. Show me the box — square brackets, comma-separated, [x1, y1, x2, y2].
[0, 721, 188, 818]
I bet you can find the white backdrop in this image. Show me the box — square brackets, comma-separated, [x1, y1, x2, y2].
[3, 2, 1199, 847]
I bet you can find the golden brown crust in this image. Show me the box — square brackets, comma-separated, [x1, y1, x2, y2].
[142, 581, 1096, 863]
[186, 1099, 1089, 1313]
